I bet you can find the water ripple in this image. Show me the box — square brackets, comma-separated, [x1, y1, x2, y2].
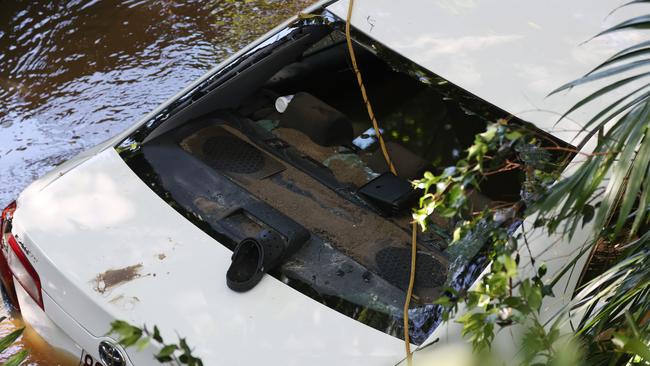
[0, 0, 314, 364]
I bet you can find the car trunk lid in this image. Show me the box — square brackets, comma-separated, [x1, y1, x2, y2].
[12, 147, 405, 365]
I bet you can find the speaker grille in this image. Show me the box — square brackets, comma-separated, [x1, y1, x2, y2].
[376, 247, 446, 291]
[202, 135, 265, 174]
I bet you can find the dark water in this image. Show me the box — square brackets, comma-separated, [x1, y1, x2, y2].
[0, 0, 313, 364]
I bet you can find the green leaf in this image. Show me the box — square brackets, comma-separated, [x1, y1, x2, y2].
[614, 124, 650, 235]
[479, 124, 497, 142]
[503, 296, 523, 310]
[110, 320, 136, 337]
[502, 255, 518, 278]
[157, 344, 178, 358]
[612, 334, 650, 361]
[3, 350, 28, 366]
[505, 131, 522, 141]
[434, 295, 454, 307]
[179, 338, 191, 354]
[537, 263, 548, 278]
[120, 333, 143, 347]
[581, 204, 595, 228]
[594, 102, 650, 235]
[541, 285, 554, 297]
[134, 336, 150, 351]
[630, 163, 650, 235]
[0, 328, 25, 353]
[152, 326, 163, 343]
[109, 320, 144, 347]
[527, 290, 542, 313]
[520, 280, 543, 312]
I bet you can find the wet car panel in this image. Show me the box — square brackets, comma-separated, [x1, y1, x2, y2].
[13, 148, 406, 365]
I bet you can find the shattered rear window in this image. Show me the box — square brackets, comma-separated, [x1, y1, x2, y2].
[118, 18, 571, 344]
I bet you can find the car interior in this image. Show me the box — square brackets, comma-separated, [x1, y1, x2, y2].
[119, 22, 561, 344]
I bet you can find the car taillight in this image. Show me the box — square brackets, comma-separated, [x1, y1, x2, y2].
[0, 202, 19, 308]
[1, 202, 43, 309]
[1, 202, 16, 223]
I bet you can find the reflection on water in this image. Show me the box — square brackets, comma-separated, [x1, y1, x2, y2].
[0, 305, 77, 366]
[0, 0, 314, 364]
[0, 0, 314, 208]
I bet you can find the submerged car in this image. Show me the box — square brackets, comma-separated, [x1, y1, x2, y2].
[0, 0, 629, 364]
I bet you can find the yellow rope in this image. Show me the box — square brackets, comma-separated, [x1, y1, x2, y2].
[403, 221, 417, 365]
[344, 2, 416, 365]
[344, 0, 397, 176]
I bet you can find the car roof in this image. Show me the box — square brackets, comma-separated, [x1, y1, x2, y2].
[328, 0, 647, 146]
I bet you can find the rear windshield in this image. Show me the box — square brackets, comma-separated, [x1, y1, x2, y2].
[118, 17, 570, 344]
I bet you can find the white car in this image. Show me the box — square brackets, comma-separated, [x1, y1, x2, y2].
[0, 0, 633, 365]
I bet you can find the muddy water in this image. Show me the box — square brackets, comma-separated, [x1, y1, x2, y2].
[0, 0, 314, 364]
[0, 312, 78, 366]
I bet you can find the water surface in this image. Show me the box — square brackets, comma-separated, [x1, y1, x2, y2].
[0, 0, 313, 364]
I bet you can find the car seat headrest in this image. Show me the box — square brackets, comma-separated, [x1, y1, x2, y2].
[366, 141, 428, 180]
[280, 92, 354, 147]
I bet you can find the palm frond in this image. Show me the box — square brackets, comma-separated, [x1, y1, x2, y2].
[589, 46, 650, 75]
[593, 14, 650, 39]
[541, 10, 650, 239]
[3, 350, 28, 366]
[0, 328, 24, 353]
[572, 235, 649, 363]
[549, 59, 650, 95]
[538, 12, 650, 363]
[609, 0, 650, 16]
[556, 72, 650, 124]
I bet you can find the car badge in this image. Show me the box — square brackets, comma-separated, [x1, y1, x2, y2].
[98, 341, 126, 366]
